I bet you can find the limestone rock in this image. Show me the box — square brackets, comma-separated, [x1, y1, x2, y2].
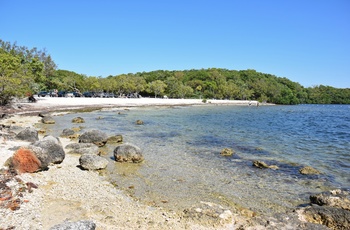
[60, 128, 75, 137]
[16, 127, 39, 142]
[299, 166, 320, 175]
[107, 135, 123, 144]
[252, 160, 279, 170]
[113, 143, 144, 163]
[253, 160, 269, 169]
[27, 135, 65, 170]
[72, 117, 85, 123]
[79, 129, 108, 147]
[79, 154, 108, 170]
[41, 116, 55, 124]
[66, 143, 99, 155]
[10, 147, 41, 173]
[136, 120, 144, 125]
[220, 148, 234, 156]
[310, 190, 350, 211]
[303, 205, 350, 230]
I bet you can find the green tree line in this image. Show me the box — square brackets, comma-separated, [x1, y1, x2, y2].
[1, 39, 349, 105]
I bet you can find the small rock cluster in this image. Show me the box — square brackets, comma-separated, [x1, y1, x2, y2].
[0, 114, 145, 217]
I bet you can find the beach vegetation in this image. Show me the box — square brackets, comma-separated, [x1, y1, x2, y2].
[147, 80, 167, 98]
[1, 38, 350, 105]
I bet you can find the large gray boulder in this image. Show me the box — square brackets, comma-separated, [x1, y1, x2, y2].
[113, 143, 144, 163]
[16, 127, 39, 142]
[79, 154, 108, 170]
[50, 220, 96, 230]
[79, 129, 108, 147]
[27, 135, 65, 170]
[65, 143, 99, 155]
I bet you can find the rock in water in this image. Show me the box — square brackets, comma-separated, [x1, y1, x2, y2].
[113, 143, 144, 163]
[220, 148, 234, 156]
[136, 120, 144, 125]
[41, 116, 55, 124]
[72, 117, 85, 123]
[79, 129, 108, 147]
[299, 166, 321, 175]
[107, 135, 123, 144]
[252, 160, 269, 168]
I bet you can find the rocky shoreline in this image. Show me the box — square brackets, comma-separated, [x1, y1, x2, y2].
[1, 99, 349, 229]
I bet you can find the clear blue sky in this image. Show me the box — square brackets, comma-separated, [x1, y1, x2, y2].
[1, 0, 349, 88]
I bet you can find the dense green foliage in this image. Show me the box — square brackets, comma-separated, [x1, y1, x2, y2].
[1, 39, 349, 105]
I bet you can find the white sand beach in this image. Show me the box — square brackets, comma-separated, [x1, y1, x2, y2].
[19, 97, 260, 114]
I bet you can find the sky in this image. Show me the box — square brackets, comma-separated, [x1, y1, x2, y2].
[1, 0, 349, 88]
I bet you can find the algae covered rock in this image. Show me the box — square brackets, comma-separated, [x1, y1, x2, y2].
[220, 148, 234, 156]
[299, 166, 320, 175]
[10, 147, 41, 173]
[72, 117, 85, 123]
[41, 116, 55, 124]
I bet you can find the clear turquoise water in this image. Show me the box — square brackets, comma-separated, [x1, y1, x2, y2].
[47, 104, 350, 215]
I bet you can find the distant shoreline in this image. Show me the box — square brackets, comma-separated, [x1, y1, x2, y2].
[13, 97, 266, 115]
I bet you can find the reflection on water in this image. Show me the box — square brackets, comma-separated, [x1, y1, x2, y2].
[45, 104, 350, 215]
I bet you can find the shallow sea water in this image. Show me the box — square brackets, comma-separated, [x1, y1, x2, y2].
[45, 104, 350, 215]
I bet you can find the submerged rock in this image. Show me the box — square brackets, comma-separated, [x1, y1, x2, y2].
[107, 135, 123, 144]
[41, 116, 55, 124]
[136, 119, 144, 125]
[299, 166, 321, 175]
[113, 143, 144, 163]
[252, 160, 279, 170]
[252, 160, 269, 168]
[72, 116, 85, 123]
[220, 148, 234, 156]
